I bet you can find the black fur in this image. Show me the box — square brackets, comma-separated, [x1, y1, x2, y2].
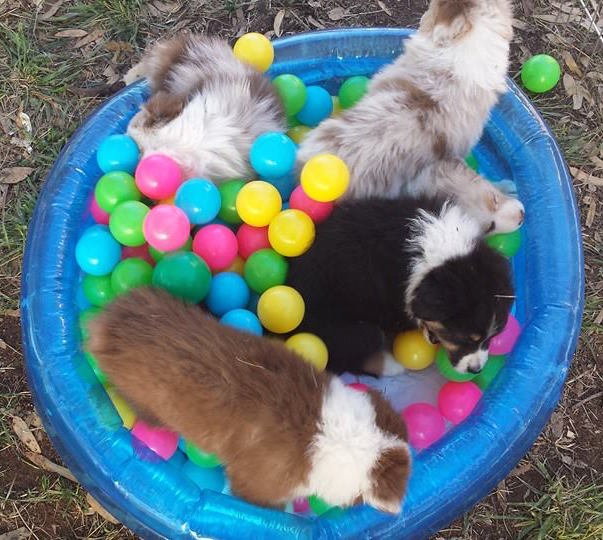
[287, 196, 513, 374]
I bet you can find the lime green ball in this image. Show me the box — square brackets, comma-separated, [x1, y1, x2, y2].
[465, 153, 479, 172]
[521, 54, 561, 93]
[435, 347, 477, 382]
[85, 351, 108, 385]
[338, 76, 370, 109]
[273, 74, 307, 117]
[111, 258, 153, 295]
[218, 180, 246, 225]
[152, 251, 212, 303]
[474, 354, 506, 390]
[149, 236, 192, 262]
[244, 248, 288, 294]
[82, 274, 115, 307]
[185, 440, 221, 468]
[486, 228, 522, 258]
[109, 201, 149, 247]
[79, 306, 102, 342]
[308, 495, 339, 516]
[95, 171, 140, 213]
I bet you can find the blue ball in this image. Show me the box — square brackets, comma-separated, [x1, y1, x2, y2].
[247, 293, 260, 313]
[76, 282, 91, 310]
[296, 86, 333, 127]
[205, 272, 250, 316]
[167, 449, 187, 469]
[220, 308, 263, 336]
[267, 171, 297, 201]
[182, 461, 226, 492]
[250, 132, 297, 180]
[96, 134, 140, 175]
[175, 178, 221, 225]
[75, 225, 121, 276]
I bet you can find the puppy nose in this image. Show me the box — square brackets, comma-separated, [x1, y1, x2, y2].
[467, 365, 482, 374]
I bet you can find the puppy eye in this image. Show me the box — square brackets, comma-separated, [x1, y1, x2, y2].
[470, 335, 482, 343]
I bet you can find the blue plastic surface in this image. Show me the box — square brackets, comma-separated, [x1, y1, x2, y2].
[21, 29, 583, 539]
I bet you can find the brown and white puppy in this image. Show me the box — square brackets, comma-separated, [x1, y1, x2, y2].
[126, 34, 286, 180]
[298, 0, 524, 233]
[88, 287, 411, 513]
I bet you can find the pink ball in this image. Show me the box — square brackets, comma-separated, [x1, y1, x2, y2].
[193, 224, 238, 272]
[489, 314, 521, 355]
[293, 498, 311, 514]
[401, 403, 446, 450]
[347, 382, 370, 393]
[289, 185, 334, 224]
[438, 381, 482, 425]
[143, 205, 190, 252]
[131, 420, 178, 460]
[90, 196, 110, 225]
[122, 244, 154, 266]
[236, 224, 270, 259]
[135, 154, 183, 200]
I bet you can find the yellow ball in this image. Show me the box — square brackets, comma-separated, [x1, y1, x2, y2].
[392, 330, 437, 370]
[268, 209, 315, 257]
[233, 32, 274, 72]
[226, 255, 245, 275]
[286, 333, 328, 372]
[287, 125, 312, 144]
[236, 180, 282, 227]
[300, 154, 350, 202]
[105, 386, 136, 429]
[257, 285, 305, 333]
[331, 96, 342, 117]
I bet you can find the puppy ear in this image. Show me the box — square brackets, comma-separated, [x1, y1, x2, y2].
[410, 269, 460, 322]
[365, 446, 410, 514]
[423, 0, 473, 46]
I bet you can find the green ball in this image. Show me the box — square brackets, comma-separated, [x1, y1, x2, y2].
[244, 248, 288, 294]
[149, 236, 192, 262]
[95, 171, 140, 213]
[79, 306, 102, 342]
[273, 74, 307, 117]
[111, 258, 153, 295]
[85, 351, 108, 386]
[465, 153, 479, 172]
[152, 251, 212, 303]
[474, 354, 506, 390]
[82, 274, 115, 307]
[486, 228, 522, 258]
[521, 54, 561, 94]
[218, 180, 246, 225]
[287, 115, 301, 128]
[308, 495, 338, 516]
[109, 200, 149, 247]
[435, 347, 477, 382]
[338, 76, 370, 109]
[185, 440, 221, 468]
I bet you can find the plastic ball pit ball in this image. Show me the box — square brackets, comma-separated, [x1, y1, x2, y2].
[110, 200, 149, 247]
[296, 86, 333, 127]
[393, 329, 437, 370]
[175, 179, 221, 225]
[236, 224, 270, 259]
[218, 180, 245, 225]
[489, 314, 520, 355]
[287, 125, 311, 145]
[79, 307, 101, 342]
[220, 309, 263, 336]
[465, 153, 479, 172]
[182, 461, 226, 492]
[132, 420, 179, 460]
[151, 251, 212, 304]
[300, 154, 350, 202]
[226, 256, 245, 275]
[272, 74, 307, 117]
[521, 54, 561, 94]
[249, 132, 297, 181]
[308, 495, 335, 516]
[143, 205, 190, 252]
[95, 171, 140, 213]
[243, 248, 288, 294]
[338, 76, 370, 109]
[90, 197, 110, 225]
[289, 186, 333, 224]
[486, 228, 522, 258]
[293, 498, 311, 514]
[331, 96, 342, 116]
[257, 285, 305, 334]
[96, 134, 140, 174]
[85, 352, 108, 385]
[435, 347, 477, 382]
[474, 355, 506, 390]
[135, 154, 183, 200]
[206, 272, 250, 317]
[149, 236, 193, 263]
[82, 274, 114, 307]
[76, 225, 122, 276]
[185, 440, 221, 468]
[232, 32, 274, 73]
[111, 258, 153, 296]
[192, 224, 238, 272]
[438, 382, 482, 425]
[269, 172, 297, 201]
[105, 386, 136, 429]
[236, 181, 282, 227]
[285, 333, 329, 372]
[268, 209, 315, 257]
[121, 244, 154, 266]
[402, 403, 446, 450]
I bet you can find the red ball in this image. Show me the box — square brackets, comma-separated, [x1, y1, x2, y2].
[193, 224, 238, 272]
[347, 382, 370, 393]
[122, 244, 154, 266]
[236, 224, 270, 259]
[289, 185, 334, 223]
[438, 381, 482, 425]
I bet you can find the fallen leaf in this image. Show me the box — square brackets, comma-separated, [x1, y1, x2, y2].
[511, 18, 528, 30]
[377, 1, 392, 16]
[510, 461, 532, 476]
[152, 0, 179, 13]
[563, 73, 577, 97]
[570, 167, 603, 186]
[12, 416, 42, 454]
[274, 9, 285, 37]
[328, 7, 348, 21]
[307, 16, 325, 29]
[5, 308, 20, 317]
[25, 451, 77, 482]
[562, 51, 583, 76]
[54, 29, 88, 38]
[40, 0, 65, 20]
[0, 337, 6, 349]
[590, 156, 603, 169]
[586, 197, 597, 228]
[105, 41, 133, 53]
[17, 112, 31, 133]
[86, 494, 119, 524]
[74, 28, 104, 49]
[0, 167, 33, 185]
[0, 527, 30, 540]
[308, 0, 321, 7]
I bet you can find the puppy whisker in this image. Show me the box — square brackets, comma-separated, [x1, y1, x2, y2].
[234, 355, 267, 370]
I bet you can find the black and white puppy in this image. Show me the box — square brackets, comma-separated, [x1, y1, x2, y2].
[287, 197, 514, 376]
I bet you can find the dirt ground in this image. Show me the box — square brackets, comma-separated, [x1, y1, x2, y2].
[0, 1, 602, 539]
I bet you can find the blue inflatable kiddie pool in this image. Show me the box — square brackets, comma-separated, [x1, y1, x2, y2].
[21, 29, 583, 539]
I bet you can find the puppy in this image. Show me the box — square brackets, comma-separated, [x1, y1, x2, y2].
[127, 34, 286, 180]
[297, 0, 524, 233]
[88, 287, 410, 513]
[287, 197, 514, 376]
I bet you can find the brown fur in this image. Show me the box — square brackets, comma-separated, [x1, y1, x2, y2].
[432, 132, 449, 159]
[148, 35, 190, 92]
[433, 0, 476, 26]
[142, 91, 188, 128]
[374, 78, 438, 111]
[368, 390, 408, 441]
[370, 447, 411, 509]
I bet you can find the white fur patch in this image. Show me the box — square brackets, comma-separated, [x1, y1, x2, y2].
[455, 348, 489, 374]
[381, 353, 407, 376]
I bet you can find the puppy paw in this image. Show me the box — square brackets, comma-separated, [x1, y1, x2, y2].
[363, 351, 406, 377]
[492, 197, 525, 233]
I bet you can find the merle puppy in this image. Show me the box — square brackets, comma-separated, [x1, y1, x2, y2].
[287, 197, 514, 376]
